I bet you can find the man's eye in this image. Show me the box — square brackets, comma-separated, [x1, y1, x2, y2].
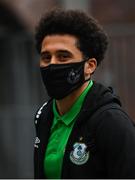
[58, 54, 70, 60]
[62, 54, 69, 58]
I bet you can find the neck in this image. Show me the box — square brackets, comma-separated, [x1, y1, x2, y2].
[55, 81, 89, 115]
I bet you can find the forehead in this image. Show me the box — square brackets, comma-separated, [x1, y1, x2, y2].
[41, 34, 79, 52]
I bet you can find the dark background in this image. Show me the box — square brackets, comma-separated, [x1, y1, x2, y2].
[0, 0, 135, 178]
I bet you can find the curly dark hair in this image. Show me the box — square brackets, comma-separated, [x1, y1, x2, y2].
[35, 9, 108, 65]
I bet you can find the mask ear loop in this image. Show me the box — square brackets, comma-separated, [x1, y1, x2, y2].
[83, 56, 93, 82]
[84, 76, 91, 83]
[74, 57, 89, 74]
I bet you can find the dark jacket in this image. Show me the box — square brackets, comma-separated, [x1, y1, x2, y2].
[34, 82, 135, 179]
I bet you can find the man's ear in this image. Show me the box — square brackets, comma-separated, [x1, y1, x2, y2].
[84, 58, 97, 75]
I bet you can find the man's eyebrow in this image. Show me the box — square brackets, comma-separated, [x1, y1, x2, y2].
[40, 51, 50, 56]
[40, 50, 73, 56]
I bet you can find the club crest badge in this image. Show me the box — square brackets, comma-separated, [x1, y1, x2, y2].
[70, 142, 89, 165]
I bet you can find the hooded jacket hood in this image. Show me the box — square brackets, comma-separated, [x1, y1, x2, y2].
[76, 81, 122, 125]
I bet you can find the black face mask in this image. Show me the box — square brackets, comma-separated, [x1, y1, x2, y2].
[40, 60, 90, 100]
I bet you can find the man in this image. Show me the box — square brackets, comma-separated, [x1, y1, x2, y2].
[34, 9, 135, 179]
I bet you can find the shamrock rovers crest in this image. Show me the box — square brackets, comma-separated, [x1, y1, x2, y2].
[70, 142, 89, 165]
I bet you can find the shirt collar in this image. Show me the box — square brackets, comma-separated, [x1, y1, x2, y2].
[53, 80, 93, 126]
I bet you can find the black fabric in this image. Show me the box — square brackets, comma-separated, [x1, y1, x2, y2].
[34, 81, 135, 179]
[40, 60, 86, 100]
[34, 99, 53, 179]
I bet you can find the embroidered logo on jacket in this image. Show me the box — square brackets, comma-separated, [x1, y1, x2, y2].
[70, 142, 89, 165]
[34, 137, 40, 148]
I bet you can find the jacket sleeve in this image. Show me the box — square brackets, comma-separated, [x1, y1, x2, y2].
[96, 108, 135, 178]
[34, 101, 48, 179]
